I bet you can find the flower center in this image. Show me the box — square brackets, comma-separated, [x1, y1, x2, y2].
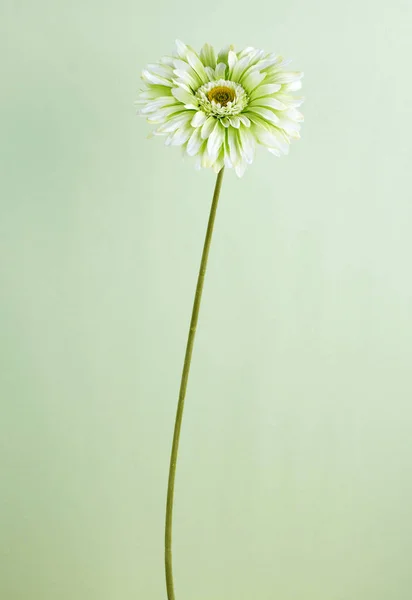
[196, 79, 249, 118]
[206, 86, 235, 107]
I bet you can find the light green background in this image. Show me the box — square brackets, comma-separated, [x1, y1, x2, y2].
[1, 1, 412, 599]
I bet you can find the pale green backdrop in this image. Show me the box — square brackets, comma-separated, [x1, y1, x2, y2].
[1, 1, 412, 599]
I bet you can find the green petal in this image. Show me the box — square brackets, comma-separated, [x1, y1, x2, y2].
[199, 43, 217, 68]
[215, 63, 227, 79]
[186, 50, 209, 84]
[217, 44, 235, 67]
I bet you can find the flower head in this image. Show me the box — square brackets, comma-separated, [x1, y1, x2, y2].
[137, 40, 304, 177]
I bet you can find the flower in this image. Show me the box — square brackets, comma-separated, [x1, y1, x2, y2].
[136, 40, 304, 177]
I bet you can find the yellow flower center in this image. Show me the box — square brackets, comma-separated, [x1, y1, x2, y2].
[207, 86, 235, 106]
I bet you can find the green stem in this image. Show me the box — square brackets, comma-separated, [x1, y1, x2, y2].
[165, 168, 225, 600]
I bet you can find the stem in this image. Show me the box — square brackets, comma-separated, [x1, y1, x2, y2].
[165, 168, 225, 600]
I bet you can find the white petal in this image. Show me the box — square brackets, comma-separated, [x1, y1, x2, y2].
[241, 69, 267, 93]
[160, 56, 176, 67]
[191, 111, 207, 127]
[173, 70, 201, 90]
[172, 86, 196, 105]
[238, 126, 256, 164]
[227, 127, 241, 166]
[229, 116, 240, 128]
[276, 94, 305, 107]
[228, 50, 238, 75]
[230, 55, 254, 82]
[187, 127, 204, 156]
[207, 121, 225, 161]
[246, 106, 280, 125]
[237, 46, 256, 59]
[270, 127, 290, 153]
[217, 45, 234, 66]
[147, 106, 187, 124]
[172, 58, 195, 72]
[172, 59, 202, 84]
[175, 39, 190, 59]
[145, 63, 174, 79]
[214, 62, 227, 79]
[170, 125, 193, 146]
[154, 111, 192, 132]
[275, 116, 301, 135]
[256, 54, 283, 70]
[186, 51, 208, 84]
[221, 117, 231, 128]
[250, 119, 290, 153]
[249, 96, 287, 110]
[172, 79, 193, 93]
[272, 71, 303, 84]
[238, 114, 251, 127]
[199, 43, 216, 68]
[238, 49, 265, 70]
[201, 116, 216, 139]
[235, 161, 247, 177]
[142, 70, 173, 87]
[223, 133, 233, 168]
[205, 66, 215, 81]
[268, 147, 281, 157]
[249, 83, 281, 100]
[137, 86, 173, 101]
[238, 53, 265, 84]
[139, 96, 178, 114]
[249, 117, 281, 149]
[285, 108, 304, 122]
[212, 150, 225, 173]
[201, 147, 213, 168]
[282, 80, 303, 92]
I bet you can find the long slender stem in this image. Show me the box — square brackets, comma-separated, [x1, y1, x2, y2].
[165, 168, 225, 600]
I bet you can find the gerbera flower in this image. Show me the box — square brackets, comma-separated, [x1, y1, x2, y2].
[136, 40, 304, 177]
